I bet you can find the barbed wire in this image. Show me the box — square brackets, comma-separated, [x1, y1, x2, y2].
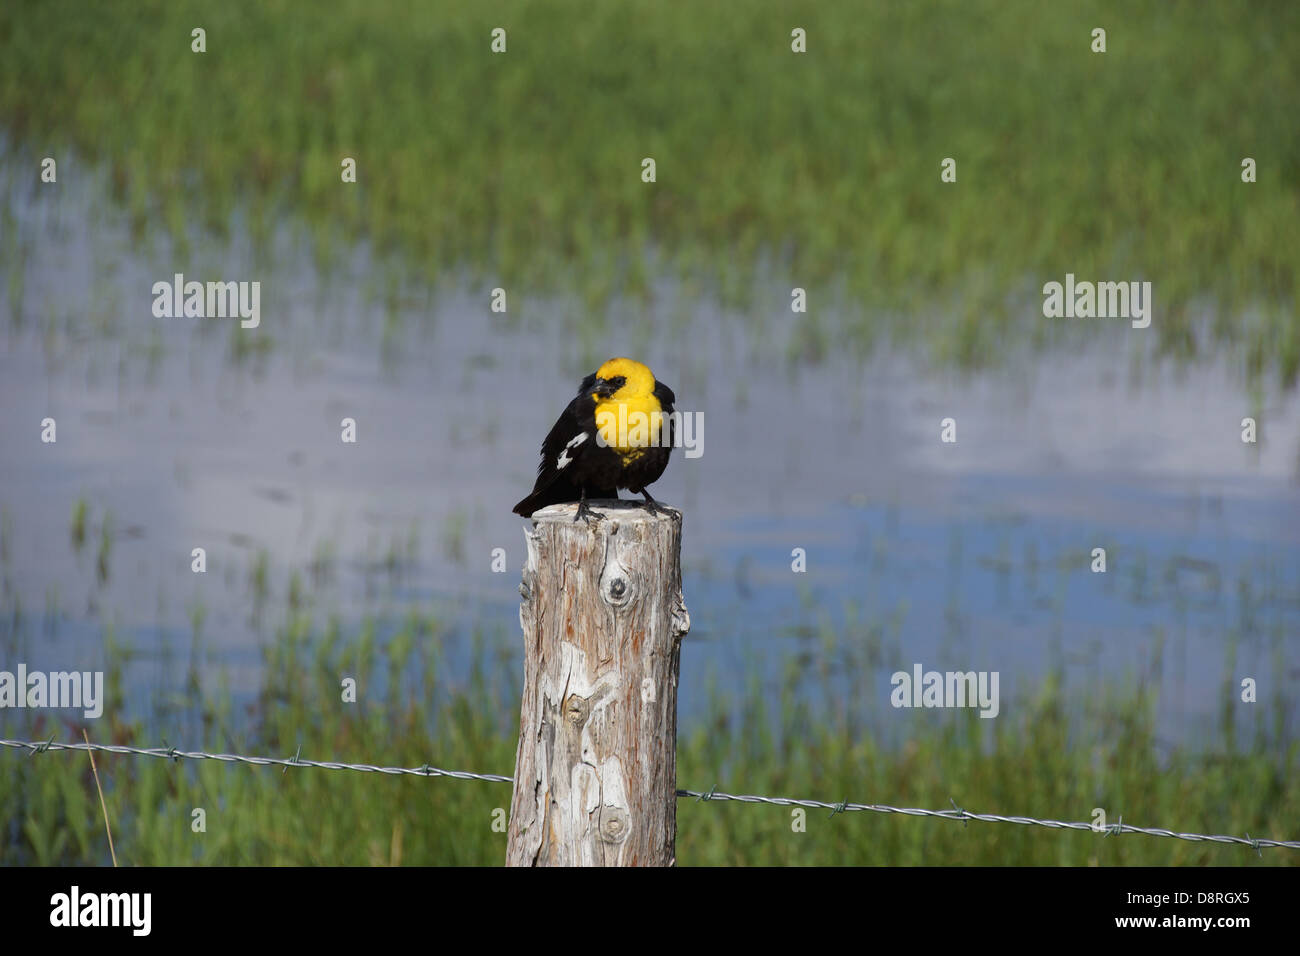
[0, 738, 512, 783]
[3, 737, 1296, 852]
[674, 788, 1299, 851]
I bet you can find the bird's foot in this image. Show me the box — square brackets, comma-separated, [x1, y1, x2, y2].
[574, 497, 600, 524]
[640, 491, 665, 516]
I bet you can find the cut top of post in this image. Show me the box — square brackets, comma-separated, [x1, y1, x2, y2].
[526, 500, 681, 528]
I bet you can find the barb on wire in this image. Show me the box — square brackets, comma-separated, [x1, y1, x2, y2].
[3, 738, 1296, 851]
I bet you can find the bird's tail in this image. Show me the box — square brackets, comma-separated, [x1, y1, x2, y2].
[512, 482, 572, 517]
[512, 490, 549, 517]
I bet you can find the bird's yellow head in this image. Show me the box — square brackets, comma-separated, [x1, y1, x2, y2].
[591, 357, 663, 457]
[592, 357, 656, 401]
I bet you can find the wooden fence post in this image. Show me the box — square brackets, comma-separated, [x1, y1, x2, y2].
[506, 501, 690, 866]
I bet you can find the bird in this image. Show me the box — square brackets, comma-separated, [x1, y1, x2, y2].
[513, 357, 676, 521]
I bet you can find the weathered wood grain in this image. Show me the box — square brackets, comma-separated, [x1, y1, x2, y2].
[506, 501, 690, 866]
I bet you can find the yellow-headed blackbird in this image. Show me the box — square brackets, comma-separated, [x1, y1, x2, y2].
[513, 357, 676, 521]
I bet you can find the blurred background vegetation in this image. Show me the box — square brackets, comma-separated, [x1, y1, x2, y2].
[2, 0, 1296, 378]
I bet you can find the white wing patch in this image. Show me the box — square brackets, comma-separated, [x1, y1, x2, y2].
[556, 431, 588, 470]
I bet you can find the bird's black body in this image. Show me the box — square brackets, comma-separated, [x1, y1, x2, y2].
[513, 360, 676, 518]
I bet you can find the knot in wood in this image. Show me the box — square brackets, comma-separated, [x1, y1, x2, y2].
[563, 694, 590, 726]
[600, 561, 634, 609]
[599, 805, 631, 844]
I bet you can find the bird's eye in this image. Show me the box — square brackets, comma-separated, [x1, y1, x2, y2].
[608, 376, 627, 390]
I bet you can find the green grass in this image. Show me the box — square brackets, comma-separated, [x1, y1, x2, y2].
[2, 614, 1295, 865]
[1, 1, 1297, 380]
[69, 499, 87, 552]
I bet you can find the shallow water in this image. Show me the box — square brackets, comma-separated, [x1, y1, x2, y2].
[1, 156, 1297, 750]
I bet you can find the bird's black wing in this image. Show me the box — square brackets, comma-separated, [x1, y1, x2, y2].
[512, 394, 600, 516]
[653, 379, 677, 448]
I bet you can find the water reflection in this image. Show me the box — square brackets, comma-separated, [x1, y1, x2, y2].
[1, 157, 1297, 749]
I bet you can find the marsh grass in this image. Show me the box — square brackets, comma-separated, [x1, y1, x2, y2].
[69, 499, 87, 552]
[1, 612, 1295, 866]
[1, 1, 1296, 381]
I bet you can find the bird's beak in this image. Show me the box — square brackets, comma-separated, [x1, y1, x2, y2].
[593, 377, 616, 398]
